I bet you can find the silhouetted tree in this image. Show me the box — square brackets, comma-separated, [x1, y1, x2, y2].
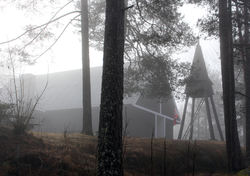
[81, 0, 93, 135]
[242, 0, 250, 166]
[219, 0, 243, 171]
[97, 0, 125, 175]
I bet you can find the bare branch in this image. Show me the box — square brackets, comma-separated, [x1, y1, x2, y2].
[33, 14, 81, 62]
[235, 91, 250, 99]
[25, 74, 49, 127]
[0, 10, 81, 45]
[135, 0, 156, 27]
[124, 5, 134, 11]
[21, 0, 75, 51]
[8, 48, 20, 119]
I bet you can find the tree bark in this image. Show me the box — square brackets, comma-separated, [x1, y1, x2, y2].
[243, 0, 250, 166]
[81, 0, 93, 135]
[219, 0, 243, 171]
[97, 0, 125, 175]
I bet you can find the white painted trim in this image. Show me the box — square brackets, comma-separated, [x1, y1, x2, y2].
[159, 99, 162, 114]
[164, 118, 166, 138]
[132, 103, 173, 121]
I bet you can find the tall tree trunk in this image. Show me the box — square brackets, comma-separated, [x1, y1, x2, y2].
[243, 0, 250, 166]
[219, 0, 243, 172]
[81, 0, 93, 135]
[97, 0, 125, 175]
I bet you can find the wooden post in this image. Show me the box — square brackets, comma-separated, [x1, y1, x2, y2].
[197, 112, 200, 139]
[178, 96, 189, 139]
[189, 98, 196, 140]
[155, 114, 157, 138]
[210, 96, 224, 141]
[205, 97, 215, 140]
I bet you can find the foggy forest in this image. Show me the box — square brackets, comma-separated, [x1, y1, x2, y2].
[0, 0, 249, 175]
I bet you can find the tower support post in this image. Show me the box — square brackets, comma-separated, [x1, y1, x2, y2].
[178, 96, 189, 139]
[205, 97, 215, 140]
[210, 96, 224, 141]
[189, 98, 196, 140]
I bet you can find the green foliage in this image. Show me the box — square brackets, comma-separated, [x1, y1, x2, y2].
[187, 0, 217, 6]
[124, 56, 191, 99]
[236, 168, 250, 176]
[0, 102, 13, 124]
[88, 0, 106, 50]
[133, 0, 195, 48]
[0, 100, 37, 134]
[0, 102, 34, 134]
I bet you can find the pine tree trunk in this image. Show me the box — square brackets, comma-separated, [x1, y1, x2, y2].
[245, 36, 250, 167]
[81, 0, 93, 135]
[243, 0, 250, 166]
[97, 0, 125, 175]
[219, 0, 243, 171]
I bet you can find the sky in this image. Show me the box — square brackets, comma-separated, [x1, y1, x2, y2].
[0, 1, 102, 75]
[0, 1, 220, 76]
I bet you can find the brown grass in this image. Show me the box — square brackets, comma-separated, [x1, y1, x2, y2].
[0, 127, 241, 176]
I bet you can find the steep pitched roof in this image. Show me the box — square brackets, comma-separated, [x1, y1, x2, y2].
[185, 42, 213, 98]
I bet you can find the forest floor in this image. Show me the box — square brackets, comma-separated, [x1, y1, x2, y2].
[0, 126, 246, 176]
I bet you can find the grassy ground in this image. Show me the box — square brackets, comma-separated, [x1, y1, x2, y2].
[0, 127, 243, 175]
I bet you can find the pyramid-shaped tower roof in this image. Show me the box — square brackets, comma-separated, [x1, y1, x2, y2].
[185, 42, 213, 98]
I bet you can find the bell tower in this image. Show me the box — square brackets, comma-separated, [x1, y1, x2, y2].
[178, 42, 224, 140]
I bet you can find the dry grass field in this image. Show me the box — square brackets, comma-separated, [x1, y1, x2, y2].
[0, 127, 245, 175]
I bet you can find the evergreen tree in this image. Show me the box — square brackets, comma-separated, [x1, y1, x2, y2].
[97, 0, 125, 175]
[81, 0, 93, 135]
[219, 0, 243, 171]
